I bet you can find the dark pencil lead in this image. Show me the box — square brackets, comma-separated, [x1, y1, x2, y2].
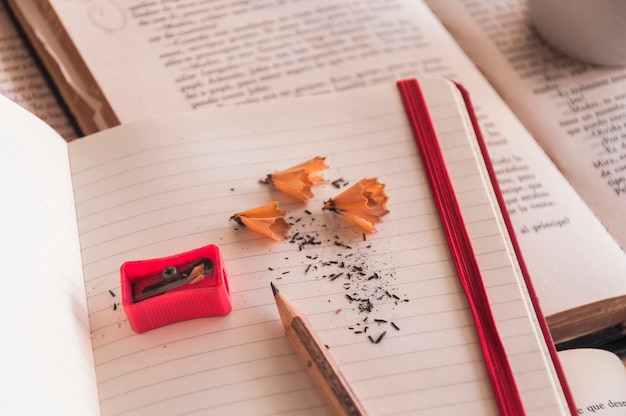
[331, 178, 344, 188]
[270, 282, 279, 296]
[330, 273, 342, 281]
[230, 215, 245, 226]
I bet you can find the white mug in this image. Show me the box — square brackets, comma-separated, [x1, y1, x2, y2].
[528, 0, 626, 66]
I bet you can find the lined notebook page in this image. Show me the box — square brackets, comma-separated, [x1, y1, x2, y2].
[69, 80, 567, 415]
[0, 96, 99, 414]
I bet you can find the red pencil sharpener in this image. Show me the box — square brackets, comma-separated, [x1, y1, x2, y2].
[120, 244, 232, 333]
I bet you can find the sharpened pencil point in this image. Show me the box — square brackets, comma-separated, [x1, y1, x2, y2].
[270, 279, 366, 415]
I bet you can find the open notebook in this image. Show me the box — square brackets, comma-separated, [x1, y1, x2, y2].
[0, 78, 573, 414]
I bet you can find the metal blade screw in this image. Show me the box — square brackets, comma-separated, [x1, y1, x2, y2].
[162, 266, 179, 282]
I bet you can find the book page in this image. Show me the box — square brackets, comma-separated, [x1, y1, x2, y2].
[0, 3, 77, 139]
[21, 0, 626, 326]
[42, 0, 469, 124]
[558, 349, 626, 415]
[427, 0, 626, 264]
[425, 0, 626, 329]
[68, 80, 568, 414]
[0, 96, 98, 413]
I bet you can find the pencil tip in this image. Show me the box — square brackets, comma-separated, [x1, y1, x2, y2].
[270, 281, 279, 296]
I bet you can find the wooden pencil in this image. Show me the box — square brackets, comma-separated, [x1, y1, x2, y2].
[270, 282, 367, 416]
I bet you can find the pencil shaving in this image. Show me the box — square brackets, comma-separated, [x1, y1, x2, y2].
[262, 156, 328, 201]
[230, 201, 291, 241]
[188, 264, 206, 284]
[323, 178, 389, 233]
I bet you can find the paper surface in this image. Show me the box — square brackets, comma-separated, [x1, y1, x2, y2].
[0, 96, 99, 414]
[68, 79, 568, 415]
[558, 349, 626, 415]
[0, 3, 77, 139]
[32, 0, 626, 321]
[426, 0, 626, 325]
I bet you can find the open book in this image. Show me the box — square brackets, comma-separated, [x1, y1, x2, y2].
[558, 348, 626, 415]
[0, 2, 76, 140]
[6, 0, 626, 345]
[0, 77, 574, 414]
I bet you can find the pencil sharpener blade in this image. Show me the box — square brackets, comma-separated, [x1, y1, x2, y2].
[120, 244, 231, 333]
